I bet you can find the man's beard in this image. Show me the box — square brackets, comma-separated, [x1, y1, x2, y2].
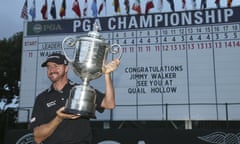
[48, 72, 64, 83]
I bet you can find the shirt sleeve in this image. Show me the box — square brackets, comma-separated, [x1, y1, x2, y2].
[29, 95, 47, 130]
[95, 89, 105, 113]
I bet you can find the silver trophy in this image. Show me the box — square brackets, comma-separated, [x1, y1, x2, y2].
[62, 23, 122, 118]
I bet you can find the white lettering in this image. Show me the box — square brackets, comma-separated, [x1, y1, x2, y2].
[73, 20, 81, 32]
[82, 19, 91, 31]
[118, 17, 127, 29]
[224, 9, 234, 22]
[108, 17, 116, 30]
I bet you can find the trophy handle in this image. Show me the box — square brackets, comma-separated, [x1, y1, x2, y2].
[62, 36, 76, 63]
[109, 44, 123, 60]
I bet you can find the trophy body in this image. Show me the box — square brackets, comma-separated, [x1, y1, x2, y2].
[62, 24, 121, 118]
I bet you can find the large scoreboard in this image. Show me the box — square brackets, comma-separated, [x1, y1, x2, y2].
[18, 6, 240, 122]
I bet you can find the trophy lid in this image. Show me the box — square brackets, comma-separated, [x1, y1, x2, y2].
[88, 23, 103, 40]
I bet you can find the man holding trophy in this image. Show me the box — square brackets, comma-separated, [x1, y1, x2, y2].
[29, 24, 121, 144]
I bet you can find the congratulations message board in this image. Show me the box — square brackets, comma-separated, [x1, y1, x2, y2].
[18, 6, 240, 122]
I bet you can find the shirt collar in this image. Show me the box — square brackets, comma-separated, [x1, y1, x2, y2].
[47, 80, 73, 93]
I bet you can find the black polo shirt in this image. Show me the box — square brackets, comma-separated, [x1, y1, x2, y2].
[29, 81, 104, 144]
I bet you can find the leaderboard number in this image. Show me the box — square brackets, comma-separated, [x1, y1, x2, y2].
[28, 52, 33, 57]
[121, 46, 158, 53]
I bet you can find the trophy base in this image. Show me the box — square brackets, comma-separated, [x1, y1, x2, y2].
[64, 108, 96, 119]
[64, 85, 97, 119]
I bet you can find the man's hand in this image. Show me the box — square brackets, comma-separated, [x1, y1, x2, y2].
[102, 59, 120, 74]
[56, 107, 80, 120]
